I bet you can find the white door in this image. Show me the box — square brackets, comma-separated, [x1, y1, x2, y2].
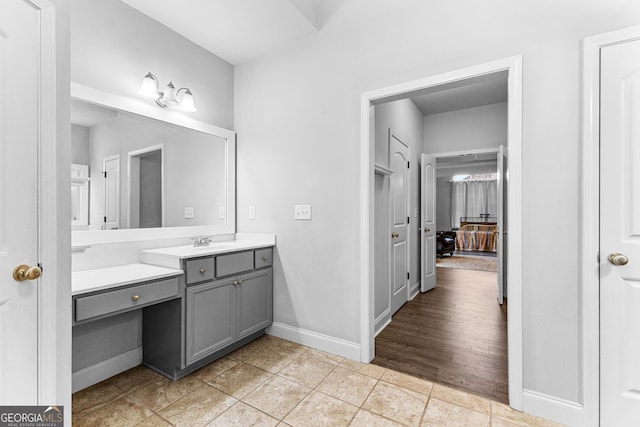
[421, 153, 436, 292]
[104, 155, 120, 230]
[389, 131, 409, 315]
[600, 37, 640, 426]
[496, 145, 507, 304]
[0, 0, 42, 403]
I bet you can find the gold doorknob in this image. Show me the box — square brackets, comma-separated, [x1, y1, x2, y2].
[132, 295, 140, 302]
[424, 227, 431, 233]
[608, 252, 629, 266]
[13, 264, 41, 282]
[391, 232, 398, 238]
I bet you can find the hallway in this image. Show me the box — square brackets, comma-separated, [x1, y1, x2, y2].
[373, 267, 508, 403]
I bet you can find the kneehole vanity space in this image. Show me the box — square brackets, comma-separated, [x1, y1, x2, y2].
[71, 236, 275, 392]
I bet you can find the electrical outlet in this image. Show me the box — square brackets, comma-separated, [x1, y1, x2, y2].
[249, 205, 256, 220]
[184, 207, 194, 219]
[294, 204, 312, 220]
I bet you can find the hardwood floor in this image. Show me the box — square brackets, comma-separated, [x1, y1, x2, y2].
[372, 266, 508, 403]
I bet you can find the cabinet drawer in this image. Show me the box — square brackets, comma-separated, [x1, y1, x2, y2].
[185, 257, 215, 284]
[254, 248, 273, 269]
[75, 278, 179, 322]
[216, 251, 254, 277]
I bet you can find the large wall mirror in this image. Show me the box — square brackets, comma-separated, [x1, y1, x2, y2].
[71, 83, 236, 245]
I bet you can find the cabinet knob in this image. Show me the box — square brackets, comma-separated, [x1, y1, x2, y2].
[262, 256, 268, 262]
[200, 268, 206, 274]
[233, 279, 243, 286]
[132, 295, 140, 302]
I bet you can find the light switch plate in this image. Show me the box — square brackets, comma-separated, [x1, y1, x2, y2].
[294, 204, 312, 220]
[249, 205, 256, 220]
[184, 207, 194, 219]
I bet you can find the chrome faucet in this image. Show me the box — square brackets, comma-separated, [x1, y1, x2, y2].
[191, 236, 213, 247]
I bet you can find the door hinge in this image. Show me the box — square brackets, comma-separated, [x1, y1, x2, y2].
[597, 252, 600, 263]
[407, 216, 410, 224]
[103, 171, 107, 178]
[407, 161, 410, 169]
[407, 272, 410, 280]
[104, 216, 107, 223]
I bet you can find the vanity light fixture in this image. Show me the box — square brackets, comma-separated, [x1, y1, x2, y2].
[138, 72, 197, 112]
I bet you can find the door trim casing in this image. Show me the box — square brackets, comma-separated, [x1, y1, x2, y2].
[359, 55, 524, 409]
[582, 24, 640, 427]
[32, 0, 68, 406]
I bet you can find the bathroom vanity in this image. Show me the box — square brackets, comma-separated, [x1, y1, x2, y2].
[69, 83, 276, 391]
[72, 239, 274, 385]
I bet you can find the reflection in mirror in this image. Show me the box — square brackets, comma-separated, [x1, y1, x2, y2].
[71, 99, 227, 231]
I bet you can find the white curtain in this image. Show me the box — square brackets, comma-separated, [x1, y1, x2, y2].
[449, 180, 498, 228]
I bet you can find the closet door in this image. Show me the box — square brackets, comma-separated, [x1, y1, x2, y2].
[389, 130, 409, 315]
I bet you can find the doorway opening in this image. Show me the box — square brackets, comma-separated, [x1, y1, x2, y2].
[375, 145, 509, 403]
[127, 145, 164, 229]
[360, 56, 523, 409]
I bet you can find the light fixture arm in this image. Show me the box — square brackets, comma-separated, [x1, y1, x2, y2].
[139, 72, 197, 112]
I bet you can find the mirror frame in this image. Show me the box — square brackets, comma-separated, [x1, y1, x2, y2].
[71, 82, 236, 245]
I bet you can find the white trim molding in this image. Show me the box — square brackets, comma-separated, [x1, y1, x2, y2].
[267, 322, 361, 361]
[523, 390, 584, 427]
[72, 347, 143, 393]
[581, 24, 640, 427]
[360, 55, 524, 410]
[32, 0, 67, 408]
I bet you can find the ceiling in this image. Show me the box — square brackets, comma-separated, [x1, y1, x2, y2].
[120, 0, 347, 65]
[70, 99, 117, 127]
[410, 72, 508, 116]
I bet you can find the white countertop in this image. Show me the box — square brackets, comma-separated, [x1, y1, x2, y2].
[72, 263, 183, 296]
[140, 238, 275, 269]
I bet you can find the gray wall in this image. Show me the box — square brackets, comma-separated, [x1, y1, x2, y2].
[423, 102, 507, 154]
[234, 0, 640, 406]
[71, 124, 90, 165]
[71, 0, 234, 129]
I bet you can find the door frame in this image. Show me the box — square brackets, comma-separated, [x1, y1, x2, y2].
[27, 0, 69, 407]
[581, 24, 640, 426]
[359, 55, 524, 409]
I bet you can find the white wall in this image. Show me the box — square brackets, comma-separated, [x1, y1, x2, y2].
[235, 0, 640, 408]
[71, 0, 234, 129]
[424, 102, 507, 154]
[373, 99, 423, 330]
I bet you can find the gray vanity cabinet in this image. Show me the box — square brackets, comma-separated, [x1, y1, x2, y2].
[237, 269, 273, 339]
[185, 279, 236, 365]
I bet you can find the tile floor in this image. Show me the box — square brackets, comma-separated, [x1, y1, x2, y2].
[73, 335, 564, 426]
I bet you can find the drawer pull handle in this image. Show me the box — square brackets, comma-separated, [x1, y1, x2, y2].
[262, 256, 268, 262]
[132, 295, 140, 302]
[200, 268, 206, 274]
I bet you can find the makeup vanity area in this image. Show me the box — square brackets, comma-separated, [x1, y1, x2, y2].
[70, 83, 274, 392]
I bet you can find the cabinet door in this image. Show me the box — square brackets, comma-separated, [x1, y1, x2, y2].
[186, 280, 235, 364]
[237, 269, 273, 339]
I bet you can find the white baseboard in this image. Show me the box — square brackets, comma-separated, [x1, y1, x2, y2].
[72, 347, 143, 393]
[523, 389, 584, 427]
[267, 322, 360, 361]
[375, 317, 392, 337]
[409, 282, 420, 299]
